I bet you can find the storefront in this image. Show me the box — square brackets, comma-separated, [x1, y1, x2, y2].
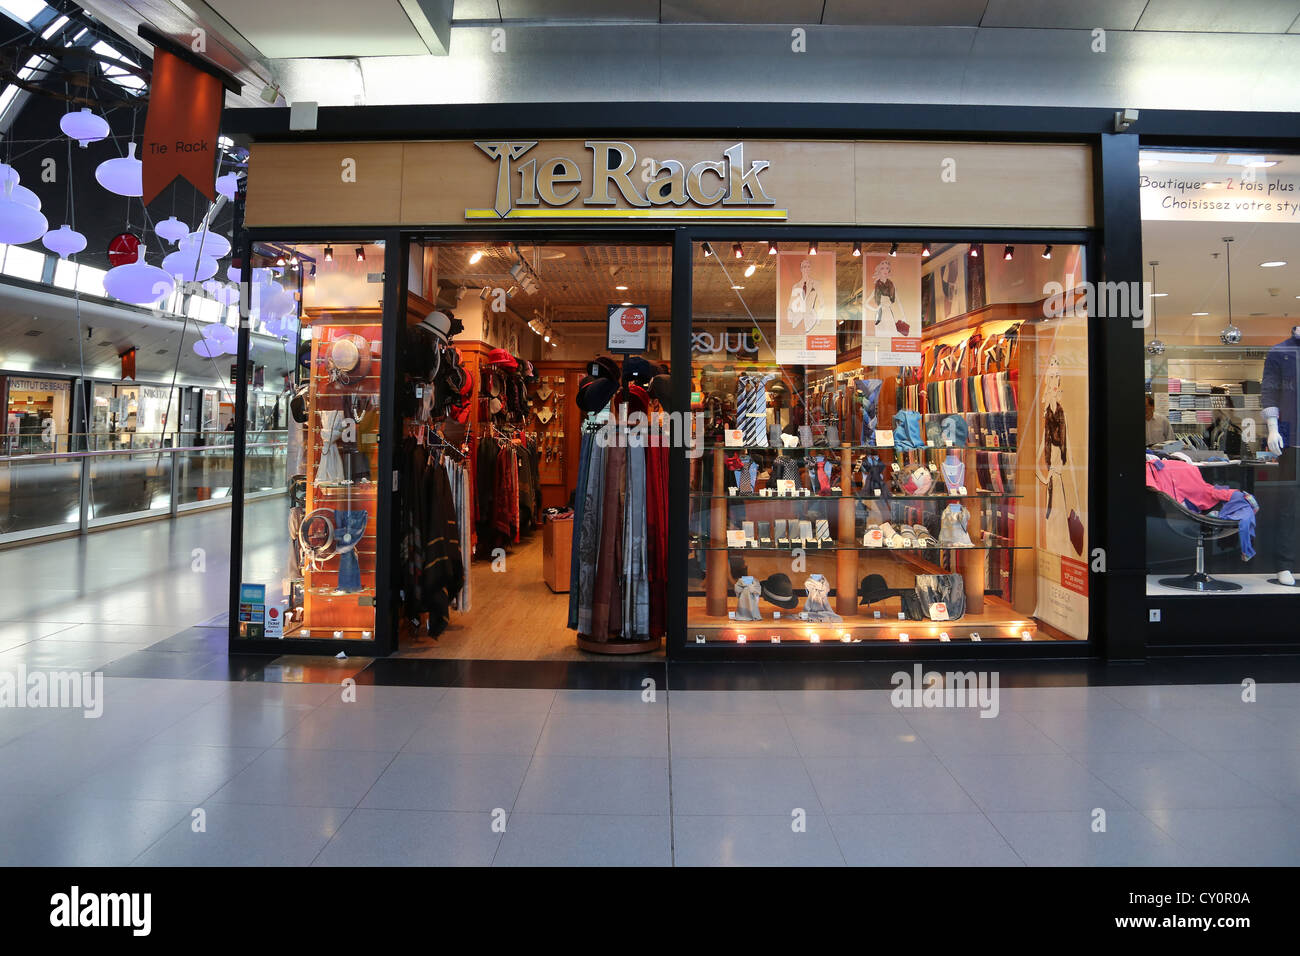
[222, 104, 1300, 661]
[3, 375, 73, 454]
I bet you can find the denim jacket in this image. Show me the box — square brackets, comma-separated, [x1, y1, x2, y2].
[1261, 336, 1300, 448]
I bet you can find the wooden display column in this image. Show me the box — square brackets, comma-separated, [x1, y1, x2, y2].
[706, 447, 727, 616]
[835, 440, 858, 616]
[962, 443, 986, 614]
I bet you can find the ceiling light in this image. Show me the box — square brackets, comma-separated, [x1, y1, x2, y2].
[1149, 292, 1168, 297]
[621, 301, 632, 306]
[1245, 160, 1279, 168]
[289, 254, 299, 266]
[1260, 260, 1287, 268]
[766, 241, 777, 255]
[543, 333, 550, 343]
[888, 242, 898, 257]
[731, 285, 745, 290]
[479, 287, 490, 300]
[921, 243, 931, 258]
[355, 247, 365, 262]
[743, 264, 756, 278]
[1220, 237, 1241, 345]
[274, 254, 285, 266]
[1146, 260, 1165, 356]
[808, 241, 818, 256]
[852, 242, 862, 257]
[969, 245, 980, 258]
[1003, 245, 1014, 261]
[732, 243, 744, 259]
[1041, 245, 1052, 260]
[702, 242, 713, 257]
[323, 246, 333, 262]
[469, 249, 484, 264]
[615, 284, 628, 290]
[1192, 311, 1209, 316]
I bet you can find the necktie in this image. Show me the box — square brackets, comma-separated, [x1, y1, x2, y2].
[737, 459, 754, 493]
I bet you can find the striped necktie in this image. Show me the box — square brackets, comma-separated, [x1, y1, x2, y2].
[738, 373, 773, 446]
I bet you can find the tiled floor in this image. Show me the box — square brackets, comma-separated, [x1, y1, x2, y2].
[1, 508, 1299, 866]
[2, 679, 1299, 866]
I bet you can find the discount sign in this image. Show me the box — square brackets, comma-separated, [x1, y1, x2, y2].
[607, 304, 649, 352]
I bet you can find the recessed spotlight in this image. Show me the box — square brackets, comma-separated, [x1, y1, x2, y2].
[766, 241, 777, 255]
[743, 264, 756, 278]
[732, 243, 744, 259]
[969, 245, 980, 258]
[615, 284, 628, 290]
[1041, 245, 1052, 260]
[323, 246, 333, 262]
[355, 247, 365, 262]
[808, 241, 818, 256]
[1260, 260, 1287, 268]
[1003, 245, 1014, 261]
[731, 285, 745, 290]
[888, 242, 898, 257]
[1192, 311, 1209, 316]
[469, 249, 484, 264]
[921, 243, 931, 258]
[852, 241, 862, 257]
[1150, 292, 1169, 297]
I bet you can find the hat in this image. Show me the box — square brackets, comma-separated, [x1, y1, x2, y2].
[760, 572, 800, 610]
[576, 374, 617, 414]
[420, 310, 455, 343]
[858, 574, 907, 606]
[589, 356, 620, 382]
[486, 347, 517, 369]
[619, 382, 651, 415]
[623, 355, 656, 385]
[289, 384, 309, 423]
[649, 372, 672, 408]
[296, 341, 312, 370]
[327, 333, 372, 386]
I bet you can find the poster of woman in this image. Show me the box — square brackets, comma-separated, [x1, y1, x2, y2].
[775, 252, 836, 365]
[860, 253, 922, 365]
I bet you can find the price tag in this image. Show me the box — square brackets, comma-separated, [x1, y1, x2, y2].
[770, 635, 781, 644]
[876, 429, 894, 447]
[928, 602, 950, 622]
[724, 428, 745, 447]
[873, 611, 882, 619]
[727, 611, 736, 620]
[777, 479, 795, 496]
[695, 634, 707, 644]
[897, 612, 906, 620]
[726, 530, 746, 548]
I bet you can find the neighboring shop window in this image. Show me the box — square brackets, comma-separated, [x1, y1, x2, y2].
[4, 375, 72, 454]
[688, 240, 1090, 645]
[238, 240, 379, 642]
[1141, 149, 1300, 594]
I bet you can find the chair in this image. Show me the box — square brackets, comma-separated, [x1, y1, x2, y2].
[1148, 489, 1242, 592]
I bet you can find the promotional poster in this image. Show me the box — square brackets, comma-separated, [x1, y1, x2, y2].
[860, 252, 922, 366]
[775, 251, 836, 365]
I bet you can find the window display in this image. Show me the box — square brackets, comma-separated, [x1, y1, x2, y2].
[688, 240, 1090, 644]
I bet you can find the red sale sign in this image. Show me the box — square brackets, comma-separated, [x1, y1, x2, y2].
[608, 304, 649, 352]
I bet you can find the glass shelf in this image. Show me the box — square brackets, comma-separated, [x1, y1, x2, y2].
[691, 491, 1020, 501]
[694, 543, 1030, 552]
[703, 443, 1018, 453]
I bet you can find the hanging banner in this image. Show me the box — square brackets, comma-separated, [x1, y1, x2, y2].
[140, 48, 222, 206]
[860, 252, 922, 366]
[775, 252, 836, 365]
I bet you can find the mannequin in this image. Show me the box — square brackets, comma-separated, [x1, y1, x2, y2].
[1262, 325, 1300, 585]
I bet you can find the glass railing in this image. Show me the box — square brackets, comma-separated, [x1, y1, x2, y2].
[0, 431, 287, 544]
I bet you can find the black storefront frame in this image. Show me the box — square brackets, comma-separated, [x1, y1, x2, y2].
[218, 102, 1300, 660]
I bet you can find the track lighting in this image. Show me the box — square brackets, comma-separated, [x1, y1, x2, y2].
[469, 249, 484, 265]
[732, 243, 744, 259]
[323, 246, 333, 262]
[355, 247, 365, 262]
[969, 245, 980, 258]
[889, 242, 898, 257]
[289, 254, 299, 266]
[921, 243, 931, 258]
[1003, 245, 1014, 261]
[808, 241, 818, 256]
[767, 241, 777, 255]
[274, 254, 285, 266]
[851, 242, 861, 257]
[1041, 245, 1052, 260]
[702, 242, 713, 257]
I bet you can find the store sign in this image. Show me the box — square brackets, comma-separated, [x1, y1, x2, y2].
[607, 304, 649, 352]
[7, 378, 71, 392]
[467, 141, 787, 221]
[1139, 165, 1300, 223]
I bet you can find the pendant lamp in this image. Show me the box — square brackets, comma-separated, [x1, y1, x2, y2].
[42, 224, 87, 259]
[193, 337, 223, 358]
[202, 322, 236, 346]
[59, 108, 111, 147]
[0, 179, 49, 244]
[0, 165, 42, 210]
[215, 172, 239, 200]
[1145, 261, 1166, 355]
[155, 216, 189, 244]
[162, 249, 219, 283]
[179, 229, 231, 259]
[103, 247, 175, 305]
[95, 143, 143, 197]
[1218, 237, 1242, 346]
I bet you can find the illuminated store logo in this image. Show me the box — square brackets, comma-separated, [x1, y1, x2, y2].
[467, 141, 787, 220]
[691, 331, 759, 355]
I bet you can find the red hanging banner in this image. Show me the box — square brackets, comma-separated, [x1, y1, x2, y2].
[140, 48, 222, 206]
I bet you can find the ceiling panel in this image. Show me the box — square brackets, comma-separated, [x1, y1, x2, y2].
[452, 0, 503, 19]
[498, 0, 660, 20]
[662, 0, 825, 23]
[823, 0, 988, 27]
[1136, 0, 1300, 34]
[980, 0, 1147, 30]
[205, 0, 429, 58]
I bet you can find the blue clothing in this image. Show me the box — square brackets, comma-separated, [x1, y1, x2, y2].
[1261, 336, 1300, 449]
[1213, 491, 1259, 561]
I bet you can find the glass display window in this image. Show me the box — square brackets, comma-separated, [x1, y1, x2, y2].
[688, 239, 1090, 645]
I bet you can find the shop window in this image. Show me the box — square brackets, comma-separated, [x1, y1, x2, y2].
[689, 240, 1090, 645]
[1141, 149, 1300, 596]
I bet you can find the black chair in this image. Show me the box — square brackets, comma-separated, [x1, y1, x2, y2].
[1149, 489, 1242, 592]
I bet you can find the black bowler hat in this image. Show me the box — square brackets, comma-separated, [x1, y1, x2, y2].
[760, 572, 800, 610]
[576, 374, 617, 414]
[858, 573, 907, 606]
[623, 355, 656, 385]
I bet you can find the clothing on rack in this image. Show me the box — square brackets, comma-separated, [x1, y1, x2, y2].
[396, 434, 467, 636]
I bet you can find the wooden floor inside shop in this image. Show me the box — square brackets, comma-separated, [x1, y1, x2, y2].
[396, 532, 665, 661]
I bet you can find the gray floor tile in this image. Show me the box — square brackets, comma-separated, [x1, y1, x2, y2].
[667, 690, 785, 715]
[991, 686, 1128, 712]
[433, 688, 556, 714]
[149, 699, 317, 749]
[787, 712, 931, 757]
[360, 753, 530, 812]
[536, 712, 668, 757]
[314, 809, 501, 866]
[211, 747, 395, 808]
[0, 796, 192, 866]
[1075, 750, 1283, 810]
[805, 755, 979, 814]
[1101, 683, 1258, 711]
[35, 623, 181, 644]
[72, 743, 264, 803]
[669, 713, 798, 757]
[273, 705, 420, 752]
[1201, 749, 1300, 807]
[986, 809, 1187, 866]
[1143, 807, 1300, 866]
[774, 689, 898, 716]
[316, 684, 448, 712]
[673, 813, 845, 866]
[403, 710, 547, 756]
[671, 756, 820, 814]
[938, 753, 1129, 812]
[134, 803, 349, 866]
[495, 813, 672, 867]
[1140, 707, 1300, 752]
[550, 688, 666, 716]
[0, 621, 77, 651]
[831, 813, 1024, 866]
[901, 711, 1066, 756]
[514, 755, 670, 815]
[1019, 708, 1189, 753]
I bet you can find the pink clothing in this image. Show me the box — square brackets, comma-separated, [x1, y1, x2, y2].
[1145, 457, 1235, 512]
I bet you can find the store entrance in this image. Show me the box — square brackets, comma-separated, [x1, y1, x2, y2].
[395, 240, 672, 661]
